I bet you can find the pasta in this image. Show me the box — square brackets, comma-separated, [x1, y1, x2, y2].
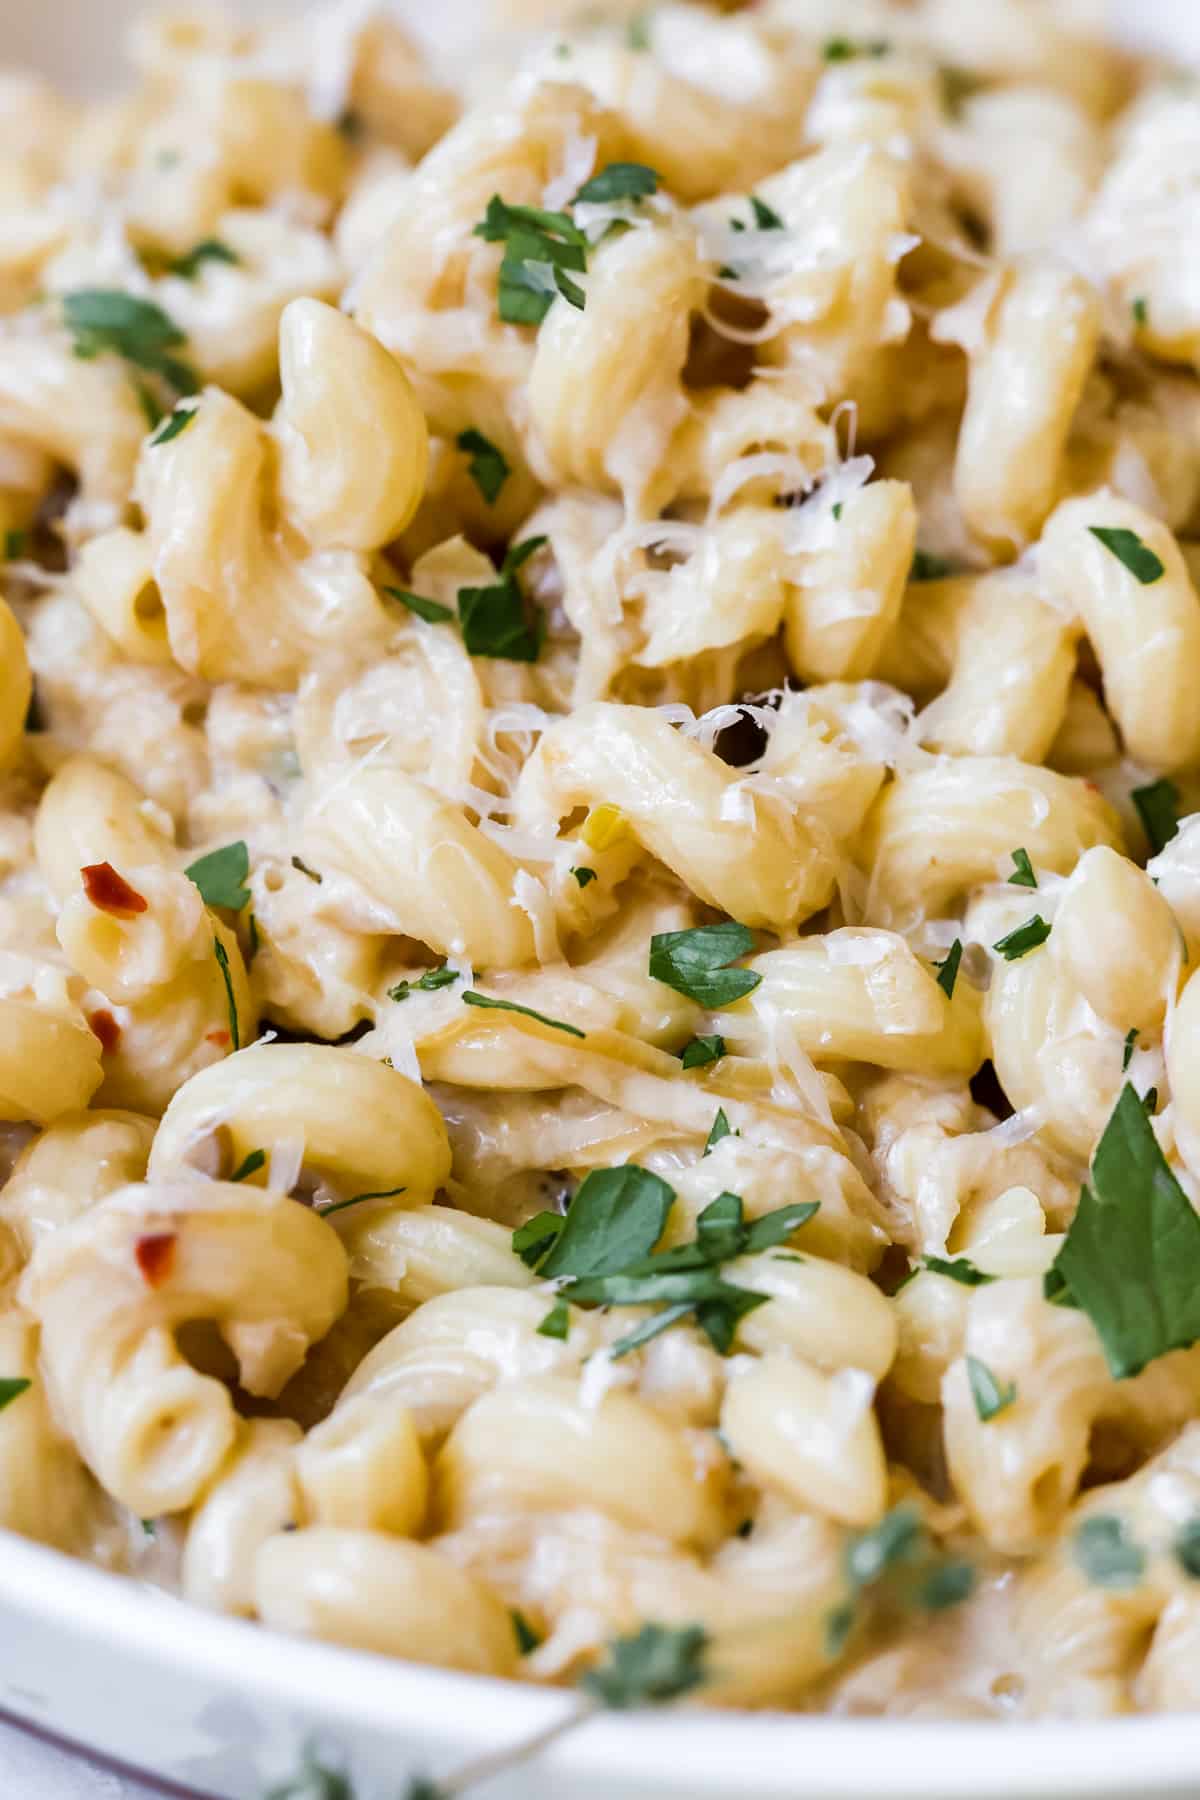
[6, 0, 1200, 1735]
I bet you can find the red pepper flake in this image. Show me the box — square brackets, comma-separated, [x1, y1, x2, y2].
[87, 1008, 122, 1053]
[205, 1028, 231, 1048]
[135, 1232, 176, 1287]
[82, 862, 148, 918]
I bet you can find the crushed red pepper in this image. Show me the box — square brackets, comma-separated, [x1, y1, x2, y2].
[86, 1009, 122, 1053]
[81, 862, 148, 918]
[134, 1233, 177, 1287]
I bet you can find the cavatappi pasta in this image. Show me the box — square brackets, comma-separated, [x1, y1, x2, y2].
[6, 0, 1200, 1730]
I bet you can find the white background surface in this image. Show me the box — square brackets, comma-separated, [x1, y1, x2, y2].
[1, 0, 1199, 1795]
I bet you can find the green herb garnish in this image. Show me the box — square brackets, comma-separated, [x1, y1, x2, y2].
[966, 1354, 1016, 1422]
[572, 866, 597, 887]
[580, 1623, 708, 1709]
[185, 840, 250, 911]
[230, 1149, 266, 1184]
[473, 196, 587, 325]
[648, 921, 760, 1007]
[456, 428, 510, 504]
[320, 1187, 406, 1219]
[1175, 1518, 1200, 1579]
[1008, 848, 1037, 888]
[456, 535, 547, 661]
[1133, 296, 1149, 327]
[291, 856, 322, 884]
[704, 1108, 735, 1155]
[934, 939, 963, 999]
[213, 937, 240, 1049]
[680, 1035, 725, 1070]
[389, 965, 459, 1002]
[462, 990, 584, 1037]
[533, 1166, 675, 1279]
[1073, 1513, 1145, 1588]
[511, 1610, 543, 1654]
[536, 1299, 570, 1340]
[383, 586, 455, 624]
[0, 1378, 31, 1413]
[63, 289, 197, 395]
[574, 162, 660, 205]
[149, 403, 198, 445]
[168, 238, 239, 280]
[749, 195, 784, 230]
[922, 1254, 995, 1287]
[910, 550, 955, 582]
[1124, 1028, 1139, 1071]
[1088, 526, 1166, 585]
[1050, 1082, 1200, 1379]
[1133, 777, 1180, 855]
[993, 916, 1051, 961]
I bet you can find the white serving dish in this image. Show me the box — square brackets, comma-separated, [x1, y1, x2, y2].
[4, 2, 1200, 1795]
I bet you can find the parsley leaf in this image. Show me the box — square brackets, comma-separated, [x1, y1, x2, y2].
[572, 866, 597, 887]
[1073, 1514, 1145, 1588]
[168, 237, 239, 280]
[474, 196, 587, 325]
[823, 36, 889, 61]
[1133, 777, 1180, 855]
[574, 162, 660, 205]
[648, 922, 761, 1007]
[63, 289, 197, 395]
[320, 1187, 406, 1217]
[1088, 525, 1165, 585]
[680, 1034, 725, 1070]
[922, 1254, 994, 1287]
[185, 840, 250, 911]
[3, 529, 26, 561]
[456, 536, 547, 661]
[536, 1298, 570, 1340]
[966, 1354, 1016, 1422]
[149, 404, 197, 446]
[536, 1166, 674, 1279]
[383, 585, 454, 624]
[0, 1378, 31, 1413]
[1133, 296, 1149, 327]
[749, 195, 784, 230]
[627, 12, 651, 50]
[704, 1108, 735, 1155]
[1124, 1027, 1139, 1071]
[1008, 848, 1037, 888]
[512, 1211, 565, 1268]
[910, 550, 955, 582]
[230, 1149, 266, 1184]
[845, 1508, 923, 1587]
[1050, 1083, 1200, 1379]
[389, 965, 459, 1002]
[993, 915, 1051, 961]
[511, 1609, 543, 1654]
[934, 939, 963, 999]
[580, 1623, 708, 1710]
[212, 937, 240, 1050]
[456, 428, 510, 504]
[461, 990, 585, 1038]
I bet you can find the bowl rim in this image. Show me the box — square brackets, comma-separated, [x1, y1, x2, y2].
[2, 1527, 1198, 1797]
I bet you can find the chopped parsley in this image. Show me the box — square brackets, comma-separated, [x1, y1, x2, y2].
[212, 937, 240, 1050]
[835, 1506, 974, 1646]
[185, 840, 250, 911]
[823, 36, 890, 61]
[845, 1509, 924, 1587]
[511, 1610, 543, 1654]
[1073, 1514, 1145, 1588]
[993, 915, 1051, 961]
[680, 1035, 725, 1070]
[473, 195, 587, 324]
[149, 403, 197, 445]
[456, 428, 510, 504]
[922, 1254, 995, 1287]
[910, 550, 955, 582]
[1049, 1083, 1200, 1379]
[0, 1378, 31, 1413]
[536, 1298, 570, 1340]
[1008, 848, 1037, 889]
[571, 866, 597, 888]
[1088, 525, 1166, 585]
[749, 195, 784, 231]
[456, 536, 547, 661]
[648, 921, 761, 1007]
[1132, 777, 1180, 855]
[230, 1149, 266, 1184]
[461, 990, 585, 1037]
[1175, 1518, 1200, 1579]
[704, 1108, 735, 1155]
[63, 289, 197, 396]
[264, 1748, 353, 1800]
[383, 586, 455, 624]
[574, 162, 659, 205]
[389, 965, 459, 1002]
[290, 856, 322, 884]
[1124, 1028, 1139, 1071]
[531, 1166, 674, 1279]
[934, 939, 963, 999]
[626, 12, 652, 50]
[3, 529, 26, 561]
[168, 237, 239, 280]
[320, 1187, 406, 1218]
[1133, 296, 1149, 327]
[581, 1623, 708, 1709]
[966, 1355, 1016, 1422]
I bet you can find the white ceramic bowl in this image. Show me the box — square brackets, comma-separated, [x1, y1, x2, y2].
[4, 3, 1200, 1796]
